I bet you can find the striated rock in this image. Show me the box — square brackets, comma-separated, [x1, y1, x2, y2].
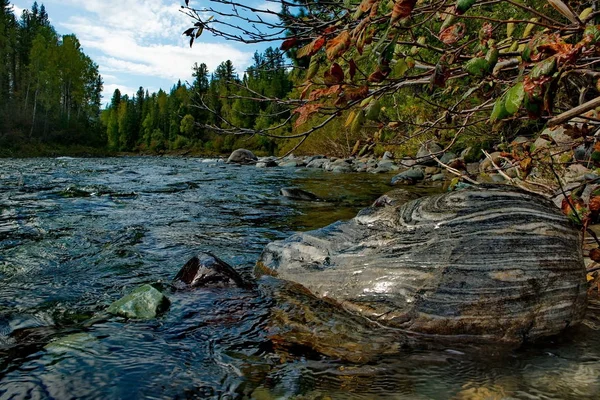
[227, 149, 258, 165]
[256, 187, 587, 344]
[174, 252, 248, 289]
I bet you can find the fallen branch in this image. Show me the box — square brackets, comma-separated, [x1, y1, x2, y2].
[547, 96, 600, 127]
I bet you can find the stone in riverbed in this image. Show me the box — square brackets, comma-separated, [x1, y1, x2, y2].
[391, 167, 424, 184]
[280, 188, 319, 201]
[256, 186, 587, 344]
[227, 149, 258, 165]
[173, 252, 249, 289]
[107, 284, 170, 320]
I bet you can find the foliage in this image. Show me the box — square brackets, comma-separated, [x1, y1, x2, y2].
[101, 48, 293, 155]
[181, 0, 600, 157]
[0, 1, 103, 149]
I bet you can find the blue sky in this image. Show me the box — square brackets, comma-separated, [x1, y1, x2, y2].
[10, 0, 280, 106]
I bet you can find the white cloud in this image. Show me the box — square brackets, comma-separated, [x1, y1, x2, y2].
[52, 0, 255, 104]
[10, 4, 24, 16]
[255, 1, 281, 19]
[65, 21, 253, 80]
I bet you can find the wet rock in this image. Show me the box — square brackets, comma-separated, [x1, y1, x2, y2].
[439, 152, 457, 165]
[280, 188, 319, 201]
[391, 167, 424, 184]
[306, 158, 328, 169]
[173, 252, 248, 289]
[533, 137, 551, 150]
[466, 162, 480, 176]
[544, 126, 572, 146]
[382, 151, 394, 160]
[256, 186, 587, 344]
[431, 173, 446, 182]
[416, 142, 443, 166]
[565, 164, 592, 183]
[107, 284, 170, 320]
[304, 155, 326, 164]
[371, 189, 420, 207]
[479, 152, 503, 174]
[227, 149, 258, 165]
[574, 145, 592, 162]
[256, 157, 278, 168]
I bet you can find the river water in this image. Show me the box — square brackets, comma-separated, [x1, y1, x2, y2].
[0, 157, 599, 399]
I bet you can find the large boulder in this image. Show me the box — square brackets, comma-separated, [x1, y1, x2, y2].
[226, 149, 258, 165]
[256, 186, 587, 344]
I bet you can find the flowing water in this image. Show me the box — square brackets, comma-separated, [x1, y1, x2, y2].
[0, 157, 599, 399]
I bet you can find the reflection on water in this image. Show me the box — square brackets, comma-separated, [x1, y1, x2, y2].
[0, 157, 599, 399]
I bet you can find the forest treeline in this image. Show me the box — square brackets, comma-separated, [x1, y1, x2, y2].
[102, 48, 293, 155]
[0, 1, 103, 154]
[0, 1, 295, 156]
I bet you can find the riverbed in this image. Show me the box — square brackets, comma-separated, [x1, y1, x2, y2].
[1, 157, 599, 399]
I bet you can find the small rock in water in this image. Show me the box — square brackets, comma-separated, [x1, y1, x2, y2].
[107, 284, 170, 319]
[226, 149, 258, 165]
[279, 188, 319, 201]
[173, 252, 248, 289]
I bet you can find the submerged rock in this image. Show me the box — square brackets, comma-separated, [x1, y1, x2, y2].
[173, 252, 249, 289]
[279, 188, 319, 201]
[107, 284, 170, 319]
[226, 149, 258, 165]
[256, 186, 587, 344]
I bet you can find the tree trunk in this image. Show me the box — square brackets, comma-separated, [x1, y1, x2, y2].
[30, 88, 38, 138]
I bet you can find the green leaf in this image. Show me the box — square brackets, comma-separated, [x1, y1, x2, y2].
[464, 57, 490, 77]
[456, 0, 477, 14]
[365, 98, 381, 120]
[505, 82, 525, 114]
[485, 47, 498, 70]
[530, 57, 556, 78]
[394, 58, 409, 77]
[490, 96, 509, 122]
[351, 110, 366, 134]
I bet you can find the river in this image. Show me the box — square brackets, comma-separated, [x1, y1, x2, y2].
[0, 156, 599, 399]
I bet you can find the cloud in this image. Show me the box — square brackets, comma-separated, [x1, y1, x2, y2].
[255, 1, 281, 19]
[10, 4, 24, 17]
[52, 0, 255, 103]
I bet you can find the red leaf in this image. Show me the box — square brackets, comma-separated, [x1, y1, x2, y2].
[294, 103, 323, 127]
[349, 59, 357, 80]
[281, 38, 298, 51]
[439, 23, 465, 45]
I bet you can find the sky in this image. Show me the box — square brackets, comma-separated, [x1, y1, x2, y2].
[10, 0, 280, 106]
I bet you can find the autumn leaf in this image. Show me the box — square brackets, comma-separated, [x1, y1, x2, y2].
[344, 85, 369, 101]
[309, 85, 341, 101]
[439, 23, 465, 45]
[294, 103, 323, 127]
[368, 68, 388, 83]
[349, 59, 357, 80]
[359, 0, 378, 12]
[323, 63, 345, 85]
[297, 36, 326, 58]
[326, 31, 351, 60]
[391, 0, 418, 24]
[281, 38, 298, 51]
[589, 196, 600, 212]
[590, 248, 600, 262]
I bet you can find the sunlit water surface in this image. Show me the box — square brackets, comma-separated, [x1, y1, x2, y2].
[0, 157, 599, 399]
